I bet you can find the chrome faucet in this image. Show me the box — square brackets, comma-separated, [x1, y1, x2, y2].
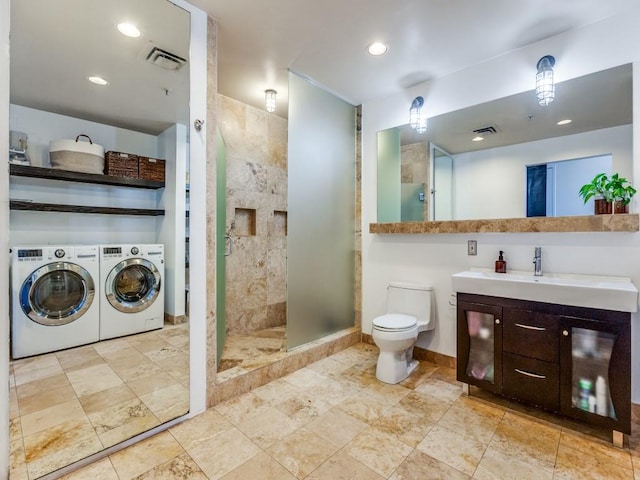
[533, 247, 542, 276]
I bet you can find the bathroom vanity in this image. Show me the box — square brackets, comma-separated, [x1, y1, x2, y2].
[454, 278, 637, 446]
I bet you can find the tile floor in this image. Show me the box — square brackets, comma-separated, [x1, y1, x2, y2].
[9, 324, 190, 480]
[217, 325, 287, 378]
[57, 342, 640, 480]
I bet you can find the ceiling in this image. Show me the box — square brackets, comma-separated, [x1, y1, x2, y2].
[9, 0, 639, 134]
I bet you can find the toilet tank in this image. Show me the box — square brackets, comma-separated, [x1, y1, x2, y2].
[386, 282, 435, 330]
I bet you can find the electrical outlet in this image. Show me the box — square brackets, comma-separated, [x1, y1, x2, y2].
[467, 240, 477, 256]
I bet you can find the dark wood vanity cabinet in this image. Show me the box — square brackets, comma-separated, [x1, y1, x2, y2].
[457, 293, 631, 438]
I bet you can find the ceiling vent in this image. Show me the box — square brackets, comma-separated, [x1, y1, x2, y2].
[146, 47, 187, 71]
[472, 125, 500, 135]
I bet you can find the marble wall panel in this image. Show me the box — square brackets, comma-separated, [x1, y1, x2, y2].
[219, 94, 288, 335]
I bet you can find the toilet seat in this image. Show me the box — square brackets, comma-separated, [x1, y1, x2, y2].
[373, 313, 417, 332]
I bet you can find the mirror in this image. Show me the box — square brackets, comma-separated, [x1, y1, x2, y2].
[9, 0, 191, 477]
[377, 64, 633, 222]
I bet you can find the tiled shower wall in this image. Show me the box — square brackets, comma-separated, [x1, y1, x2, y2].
[401, 142, 430, 220]
[217, 94, 288, 335]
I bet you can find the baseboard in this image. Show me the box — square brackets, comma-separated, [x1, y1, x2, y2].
[164, 313, 187, 325]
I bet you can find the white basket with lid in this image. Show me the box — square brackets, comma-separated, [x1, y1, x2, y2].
[49, 134, 105, 174]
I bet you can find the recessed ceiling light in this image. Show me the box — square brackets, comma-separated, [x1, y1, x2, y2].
[472, 136, 484, 142]
[557, 119, 572, 125]
[117, 22, 141, 38]
[87, 76, 109, 86]
[367, 42, 388, 56]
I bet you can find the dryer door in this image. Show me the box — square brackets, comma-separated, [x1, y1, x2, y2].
[20, 262, 95, 326]
[105, 258, 161, 313]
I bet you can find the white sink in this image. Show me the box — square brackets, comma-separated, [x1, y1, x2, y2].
[452, 268, 638, 312]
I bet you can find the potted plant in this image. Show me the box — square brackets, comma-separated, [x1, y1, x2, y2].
[579, 173, 636, 214]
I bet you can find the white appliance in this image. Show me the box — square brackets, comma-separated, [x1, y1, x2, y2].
[11, 245, 100, 359]
[99, 244, 164, 340]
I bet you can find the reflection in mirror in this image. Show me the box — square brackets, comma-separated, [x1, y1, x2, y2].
[377, 64, 632, 222]
[9, 0, 190, 477]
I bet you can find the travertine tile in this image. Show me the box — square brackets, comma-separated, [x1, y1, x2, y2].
[60, 457, 119, 479]
[18, 384, 77, 416]
[221, 451, 296, 480]
[415, 377, 464, 403]
[170, 409, 234, 451]
[437, 396, 504, 444]
[110, 431, 185, 480]
[214, 392, 266, 425]
[343, 427, 413, 477]
[9, 438, 28, 480]
[131, 453, 207, 480]
[337, 390, 390, 423]
[252, 378, 302, 405]
[417, 424, 485, 475]
[397, 390, 453, 423]
[488, 412, 560, 469]
[371, 405, 434, 448]
[183, 428, 261, 480]
[21, 398, 86, 437]
[390, 449, 470, 480]
[236, 406, 301, 448]
[66, 363, 123, 397]
[559, 430, 633, 469]
[16, 373, 71, 399]
[474, 445, 554, 480]
[55, 345, 105, 372]
[140, 383, 190, 423]
[305, 407, 369, 448]
[362, 381, 411, 406]
[266, 428, 338, 478]
[23, 418, 103, 479]
[13, 357, 63, 386]
[305, 449, 384, 480]
[79, 383, 137, 415]
[127, 371, 179, 397]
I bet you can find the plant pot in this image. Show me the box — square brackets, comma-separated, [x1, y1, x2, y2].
[594, 198, 612, 215]
[614, 202, 629, 214]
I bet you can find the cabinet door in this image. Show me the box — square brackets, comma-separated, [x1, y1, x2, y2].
[559, 316, 631, 434]
[457, 300, 502, 393]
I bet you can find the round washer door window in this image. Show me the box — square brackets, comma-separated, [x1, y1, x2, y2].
[20, 262, 95, 326]
[105, 258, 161, 313]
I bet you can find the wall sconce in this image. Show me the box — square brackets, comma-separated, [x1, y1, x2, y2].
[265, 89, 277, 113]
[409, 96, 427, 133]
[536, 55, 555, 106]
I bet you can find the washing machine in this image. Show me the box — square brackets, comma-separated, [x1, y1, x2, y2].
[11, 245, 100, 359]
[99, 244, 164, 340]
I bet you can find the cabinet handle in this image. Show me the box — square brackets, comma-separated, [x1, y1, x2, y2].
[562, 330, 569, 336]
[515, 368, 546, 379]
[515, 323, 546, 331]
[495, 319, 501, 325]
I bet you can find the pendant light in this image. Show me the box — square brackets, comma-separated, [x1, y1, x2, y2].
[536, 55, 555, 107]
[265, 89, 277, 113]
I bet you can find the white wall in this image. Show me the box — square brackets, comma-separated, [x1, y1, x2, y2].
[453, 124, 631, 219]
[362, 6, 640, 401]
[157, 123, 187, 318]
[9, 105, 161, 246]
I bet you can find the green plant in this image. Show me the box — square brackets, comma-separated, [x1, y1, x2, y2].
[609, 173, 637, 206]
[578, 173, 636, 206]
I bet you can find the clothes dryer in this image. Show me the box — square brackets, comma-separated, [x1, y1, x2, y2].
[99, 244, 164, 340]
[11, 245, 100, 359]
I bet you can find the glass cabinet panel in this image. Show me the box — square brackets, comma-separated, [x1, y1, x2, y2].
[457, 300, 502, 393]
[570, 327, 616, 420]
[465, 310, 496, 383]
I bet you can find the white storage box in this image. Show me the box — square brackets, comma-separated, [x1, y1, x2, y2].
[49, 134, 104, 174]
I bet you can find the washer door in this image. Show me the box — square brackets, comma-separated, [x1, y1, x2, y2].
[20, 262, 95, 326]
[105, 258, 161, 313]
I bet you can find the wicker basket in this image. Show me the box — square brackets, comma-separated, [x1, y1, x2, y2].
[105, 151, 139, 178]
[139, 156, 166, 182]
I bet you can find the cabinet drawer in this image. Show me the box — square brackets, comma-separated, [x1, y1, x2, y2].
[503, 309, 559, 362]
[503, 353, 559, 411]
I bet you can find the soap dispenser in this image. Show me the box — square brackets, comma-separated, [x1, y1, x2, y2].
[495, 250, 507, 273]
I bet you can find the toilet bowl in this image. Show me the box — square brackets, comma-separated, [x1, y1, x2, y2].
[372, 283, 435, 384]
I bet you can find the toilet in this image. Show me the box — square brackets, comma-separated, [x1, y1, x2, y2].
[372, 282, 435, 384]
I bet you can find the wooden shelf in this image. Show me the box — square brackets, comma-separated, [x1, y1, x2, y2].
[10, 201, 164, 216]
[10, 164, 165, 189]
